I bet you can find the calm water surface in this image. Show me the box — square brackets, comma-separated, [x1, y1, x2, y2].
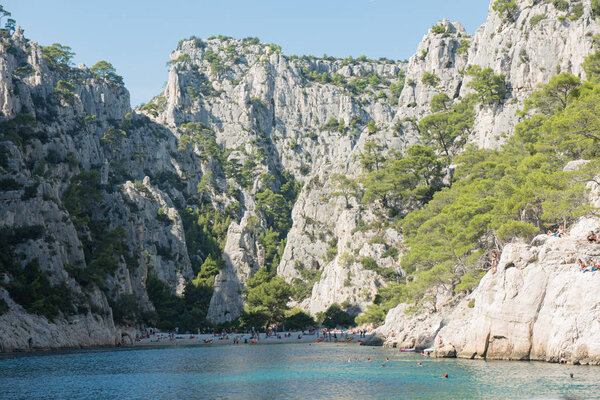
[0, 342, 598, 399]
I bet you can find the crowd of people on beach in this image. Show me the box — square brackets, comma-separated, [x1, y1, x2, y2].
[135, 325, 372, 345]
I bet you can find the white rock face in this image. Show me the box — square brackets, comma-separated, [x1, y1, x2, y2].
[3, 0, 600, 352]
[207, 195, 261, 323]
[146, 0, 600, 323]
[435, 218, 600, 364]
[464, 0, 600, 148]
[0, 27, 199, 350]
[0, 287, 136, 352]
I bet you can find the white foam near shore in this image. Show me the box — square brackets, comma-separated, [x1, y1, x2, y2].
[134, 331, 372, 347]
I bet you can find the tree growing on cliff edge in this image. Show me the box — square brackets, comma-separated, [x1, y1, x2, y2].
[41, 43, 75, 72]
[91, 60, 124, 85]
[492, 0, 519, 22]
[466, 65, 507, 105]
[0, 4, 13, 33]
[330, 173, 361, 209]
[359, 140, 385, 172]
[418, 97, 475, 160]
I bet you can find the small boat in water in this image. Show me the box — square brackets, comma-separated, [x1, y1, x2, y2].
[399, 347, 415, 352]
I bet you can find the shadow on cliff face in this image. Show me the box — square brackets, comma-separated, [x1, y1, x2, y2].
[207, 251, 245, 324]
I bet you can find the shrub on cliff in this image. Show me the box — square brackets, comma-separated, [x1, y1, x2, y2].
[421, 72, 440, 87]
[492, 0, 519, 22]
[466, 65, 506, 105]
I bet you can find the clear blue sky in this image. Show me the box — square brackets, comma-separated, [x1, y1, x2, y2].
[4, 0, 491, 106]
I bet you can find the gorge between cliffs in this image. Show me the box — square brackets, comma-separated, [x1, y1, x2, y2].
[0, 0, 600, 368]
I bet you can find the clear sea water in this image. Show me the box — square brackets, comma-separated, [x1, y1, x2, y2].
[0, 342, 598, 399]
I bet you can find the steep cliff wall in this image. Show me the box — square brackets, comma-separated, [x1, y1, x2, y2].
[0, 27, 210, 350]
[2, 0, 600, 352]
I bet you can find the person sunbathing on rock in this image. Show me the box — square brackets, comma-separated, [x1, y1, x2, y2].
[579, 259, 594, 273]
[587, 231, 597, 243]
[558, 225, 568, 237]
[578, 259, 592, 272]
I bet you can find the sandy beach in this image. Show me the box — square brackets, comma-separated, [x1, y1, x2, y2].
[133, 331, 372, 347]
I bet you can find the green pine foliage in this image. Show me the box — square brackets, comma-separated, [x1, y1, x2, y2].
[421, 72, 440, 87]
[0, 113, 38, 146]
[241, 266, 292, 330]
[492, 0, 519, 22]
[418, 96, 476, 159]
[465, 65, 506, 105]
[593, 0, 600, 17]
[90, 60, 124, 85]
[41, 43, 75, 73]
[54, 80, 76, 103]
[318, 303, 355, 328]
[431, 24, 446, 35]
[361, 144, 444, 216]
[456, 40, 470, 55]
[178, 122, 223, 164]
[398, 70, 595, 311]
[283, 309, 316, 330]
[357, 54, 600, 324]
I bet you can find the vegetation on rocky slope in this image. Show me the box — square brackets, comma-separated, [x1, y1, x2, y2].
[3, 0, 600, 340]
[357, 56, 600, 325]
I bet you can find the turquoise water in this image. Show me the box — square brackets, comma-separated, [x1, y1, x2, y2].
[0, 342, 598, 399]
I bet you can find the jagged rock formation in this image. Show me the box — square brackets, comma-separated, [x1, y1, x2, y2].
[0, 27, 199, 350]
[145, 35, 410, 323]
[377, 220, 600, 365]
[2, 0, 600, 352]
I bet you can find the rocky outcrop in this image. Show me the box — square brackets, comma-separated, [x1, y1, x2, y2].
[0, 287, 136, 352]
[434, 217, 600, 365]
[207, 196, 261, 323]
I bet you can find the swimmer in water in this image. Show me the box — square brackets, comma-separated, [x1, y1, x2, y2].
[418, 362, 423, 367]
[367, 357, 372, 362]
[355, 358, 358, 362]
[382, 363, 386, 367]
[444, 373, 448, 378]
[347, 357, 351, 363]
[386, 357, 390, 361]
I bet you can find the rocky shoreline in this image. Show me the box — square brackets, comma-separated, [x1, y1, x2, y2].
[373, 217, 600, 366]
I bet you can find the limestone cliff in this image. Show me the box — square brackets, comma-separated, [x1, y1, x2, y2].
[372, 0, 600, 365]
[434, 217, 600, 365]
[2, 0, 600, 353]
